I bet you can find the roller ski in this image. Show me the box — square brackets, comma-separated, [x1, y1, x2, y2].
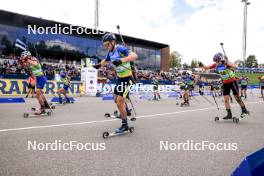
[24, 108, 52, 118]
[50, 97, 74, 106]
[180, 101, 189, 107]
[150, 96, 160, 101]
[214, 114, 240, 124]
[31, 99, 55, 111]
[102, 122, 134, 139]
[214, 109, 249, 124]
[104, 110, 136, 121]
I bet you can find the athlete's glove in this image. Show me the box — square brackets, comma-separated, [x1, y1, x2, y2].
[113, 60, 122, 66]
[93, 64, 101, 69]
[221, 59, 227, 64]
[198, 61, 204, 67]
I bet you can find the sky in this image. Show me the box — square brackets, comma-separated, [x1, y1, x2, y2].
[1, 0, 264, 65]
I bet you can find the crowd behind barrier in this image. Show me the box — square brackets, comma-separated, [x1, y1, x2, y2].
[0, 56, 263, 84]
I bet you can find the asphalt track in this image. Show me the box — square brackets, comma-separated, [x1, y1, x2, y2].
[0, 94, 263, 176]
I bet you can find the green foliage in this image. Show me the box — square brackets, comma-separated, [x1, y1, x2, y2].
[245, 55, 258, 68]
[236, 73, 263, 84]
[170, 51, 182, 68]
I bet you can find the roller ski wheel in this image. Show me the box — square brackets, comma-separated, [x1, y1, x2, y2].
[176, 102, 179, 105]
[104, 112, 135, 121]
[104, 113, 111, 118]
[130, 117, 136, 121]
[47, 111, 52, 116]
[31, 107, 37, 111]
[114, 110, 119, 117]
[233, 117, 239, 124]
[51, 105, 56, 109]
[23, 113, 29, 118]
[128, 127, 134, 133]
[214, 116, 219, 122]
[102, 132, 109, 139]
[102, 127, 134, 139]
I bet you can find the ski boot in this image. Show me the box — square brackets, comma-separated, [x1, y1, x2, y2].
[58, 97, 63, 104]
[223, 109, 232, 120]
[115, 120, 129, 134]
[66, 97, 71, 103]
[240, 108, 249, 118]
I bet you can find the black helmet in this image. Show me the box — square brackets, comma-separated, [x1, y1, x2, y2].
[102, 33, 116, 42]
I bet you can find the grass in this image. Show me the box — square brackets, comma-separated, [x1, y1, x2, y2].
[235, 72, 264, 84]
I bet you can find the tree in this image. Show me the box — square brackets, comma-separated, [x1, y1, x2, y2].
[234, 59, 244, 67]
[170, 51, 182, 68]
[245, 55, 258, 68]
[190, 59, 199, 68]
[182, 62, 189, 69]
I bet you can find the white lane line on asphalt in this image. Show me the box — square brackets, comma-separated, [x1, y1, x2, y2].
[0, 100, 263, 133]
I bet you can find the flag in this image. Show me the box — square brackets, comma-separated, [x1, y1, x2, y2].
[15, 39, 27, 50]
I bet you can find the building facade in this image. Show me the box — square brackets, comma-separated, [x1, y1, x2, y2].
[0, 10, 170, 71]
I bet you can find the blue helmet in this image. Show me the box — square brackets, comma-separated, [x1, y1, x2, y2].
[102, 33, 116, 43]
[213, 52, 223, 62]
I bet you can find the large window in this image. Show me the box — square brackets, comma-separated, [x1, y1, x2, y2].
[0, 23, 161, 70]
[133, 46, 161, 70]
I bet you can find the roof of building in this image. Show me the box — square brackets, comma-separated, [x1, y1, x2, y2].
[0, 9, 169, 49]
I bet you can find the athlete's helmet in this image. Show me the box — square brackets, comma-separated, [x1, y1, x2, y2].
[21, 51, 31, 58]
[213, 52, 223, 62]
[102, 33, 116, 43]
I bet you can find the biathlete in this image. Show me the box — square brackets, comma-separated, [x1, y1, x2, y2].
[210, 80, 221, 97]
[19, 51, 50, 115]
[199, 52, 249, 119]
[180, 71, 194, 106]
[258, 75, 264, 99]
[174, 77, 183, 105]
[57, 71, 72, 104]
[239, 75, 249, 99]
[197, 77, 205, 96]
[94, 33, 138, 133]
[152, 77, 161, 100]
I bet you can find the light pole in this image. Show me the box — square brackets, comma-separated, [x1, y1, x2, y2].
[242, 0, 250, 73]
[94, 0, 99, 29]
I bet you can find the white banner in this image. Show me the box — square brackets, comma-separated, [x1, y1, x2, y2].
[81, 67, 98, 96]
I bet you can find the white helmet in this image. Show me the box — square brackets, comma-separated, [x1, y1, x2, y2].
[21, 51, 31, 58]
